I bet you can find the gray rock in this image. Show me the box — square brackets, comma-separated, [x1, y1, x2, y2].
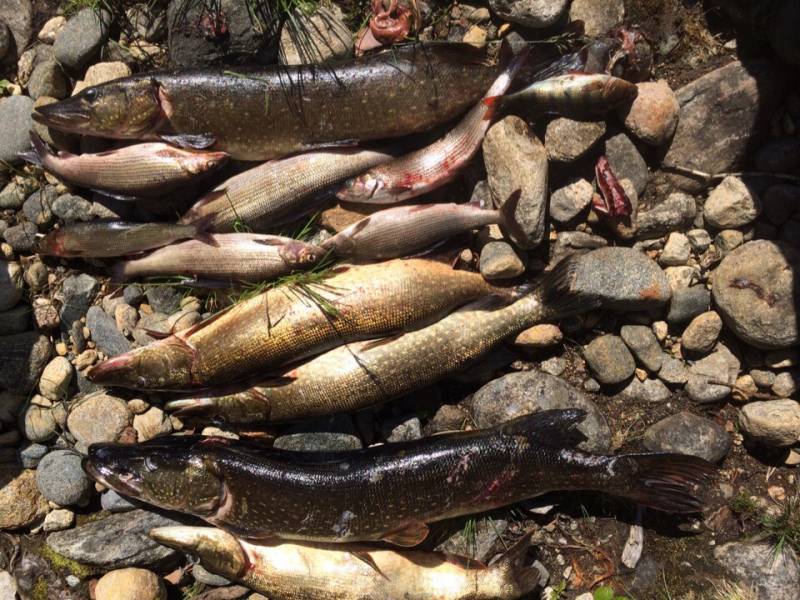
[19, 399, 56, 442]
[551, 230, 607, 264]
[545, 118, 605, 162]
[483, 116, 548, 248]
[550, 178, 593, 223]
[686, 229, 712, 253]
[0, 21, 10, 63]
[279, 6, 353, 65]
[3, 222, 37, 253]
[382, 415, 422, 443]
[435, 518, 509, 563]
[664, 61, 786, 192]
[123, 284, 145, 305]
[704, 176, 760, 229]
[681, 311, 722, 354]
[569, 0, 624, 36]
[53, 8, 111, 74]
[659, 232, 691, 266]
[618, 377, 671, 402]
[479, 241, 526, 280]
[488, 0, 568, 28]
[86, 305, 132, 357]
[571, 247, 671, 311]
[192, 563, 230, 587]
[750, 369, 776, 388]
[273, 432, 362, 452]
[687, 343, 740, 403]
[0, 94, 35, 166]
[712, 241, 798, 349]
[714, 542, 799, 600]
[620, 325, 663, 372]
[636, 192, 696, 239]
[605, 133, 649, 195]
[145, 286, 181, 314]
[658, 355, 688, 386]
[127, 3, 167, 42]
[59, 273, 98, 330]
[22, 186, 58, 227]
[426, 404, 469, 434]
[18, 442, 47, 468]
[755, 136, 800, 172]
[0, 332, 52, 393]
[100, 489, 137, 513]
[52, 194, 92, 222]
[463, 369, 611, 452]
[35, 449, 93, 507]
[540, 356, 567, 376]
[0, 0, 33, 58]
[643, 411, 730, 462]
[38, 356, 72, 401]
[583, 334, 635, 385]
[739, 399, 800, 446]
[666, 286, 710, 325]
[47, 509, 182, 568]
[26, 60, 68, 100]
[0, 261, 22, 311]
[715, 229, 743, 254]
[772, 371, 798, 398]
[67, 392, 130, 445]
[0, 181, 29, 209]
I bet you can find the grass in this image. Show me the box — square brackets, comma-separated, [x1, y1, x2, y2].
[729, 492, 759, 516]
[761, 494, 800, 557]
[709, 580, 758, 600]
[548, 580, 567, 600]
[181, 580, 206, 600]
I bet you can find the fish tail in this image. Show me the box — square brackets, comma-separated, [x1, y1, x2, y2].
[497, 189, 528, 245]
[482, 531, 543, 597]
[18, 131, 49, 166]
[535, 254, 601, 318]
[191, 213, 219, 247]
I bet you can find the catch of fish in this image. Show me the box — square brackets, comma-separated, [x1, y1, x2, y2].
[24, 32, 716, 600]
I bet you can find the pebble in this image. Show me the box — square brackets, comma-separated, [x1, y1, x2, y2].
[714, 229, 743, 254]
[35, 449, 93, 507]
[24, 259, 47, 291]
[191, 563, 230, 587]
[3, 221, 37, 253]
[26, 60, 68, 99]
[132, 407, 172, 441]
[681, 311, 722, 354]
[652, 320, 668, 343]
[540, 356, 567, 376]
[22, 186, 57, 227]
[19, 396, 57, 442]
[0, 181, 28, 210]
[114, 302, 139, 335]
[279, 6, 353, 65]
[714, 542, 799, 600]
[605, 133, 649, 195]
[687, 343, 740, 403]
[686, 229, 712, 253]
[659, 232, 691, 266]
[0, 95, 35, 165]
[123, 284, 145, 305]
[583, 334, 636, 385]
[72, 61, 132, 95]
[95, 568, 166, 600]
[479, 241, 526, 279]
[0, 331, 52, 394]
[765, 349, 799, 369]
[435, 518, 509, 563]
[53, 8, 111, 74]
[0, 304, 28, 335]
[618, 80, 679, 146]
[750, 369, 776, 388]
[0, 260, 22, 311]
[42, 508, 74, 532]
[513, 324, 563, 348]
[86, 305, 132, 357]
[127, 3, 166, 42]
[19, 442, 47, 468]
[704, 176, 761, 229]
[101, 489, 137, 513]
[569, 0, 624, 36]
[619, 376, 671, 402]
[551, 230, 607, 264]
[488, 0, 568, 28]
[666, 285, 710, 325]
[658, 355, 689, 386]
[426, 404, 469, 434]
[643, 411, 730, 462]
[772, 371, 798, 398]
[635, 192, 696, 239]
[67, 392, 130, 445]
[382, 415, 422, 443]
[145, 286, 181, 314]
[38, 16, 65, 43]
[166, 308, 201, 334]
[545, 118, 605, 162]
[52, 194, 92, 222]
[38, 356, 72, 401]
[549, 178, 593, 223]
[59, 273, 98, 330]
[273, 432, 362, 452]
[0, 469, 48, 529]
[620, 325, 663, 372]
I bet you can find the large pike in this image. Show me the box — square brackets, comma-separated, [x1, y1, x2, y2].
[150, 526, 542, 600]
[87, 259, 513, 390]
[85, 409, 714, 545]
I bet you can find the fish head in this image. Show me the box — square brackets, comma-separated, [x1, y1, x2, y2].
[33, 78, 164, 138]
[180, 150, 230, 176]
[278, 240, 327, 269]
[84, 436, 224, 516]
[87, 337, 196, 389]
[337, 172, 385, 202]
[149, 526, 246, 579]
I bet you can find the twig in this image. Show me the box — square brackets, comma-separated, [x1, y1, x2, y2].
[662, 164, 800, 186]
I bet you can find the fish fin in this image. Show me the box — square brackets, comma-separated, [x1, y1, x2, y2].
[191, 214, 219, 246]
[538, 254, 601, 317]
[182, 188, 230, 221]
[344, 216, 372, 237]
[490, 531, 543, 595]
[360, 334, 404, 352]
[381, 521, 429, 547]
[141, 327, 171, 339]
[349, 551, 389, 580]
[498, 408, 588, 449]
[19, 131, 48, 165]
[498, 189, 528, 245]
[301, 138, 360, 151]
[91, 189, 142, 202]
[160, 133, 216, 150]
[610, 453, 716, 513]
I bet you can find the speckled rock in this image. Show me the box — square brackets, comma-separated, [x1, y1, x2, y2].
[0, 95, 35, 165]
[38, 356, 72, 401]
[739, 399, 800, 446]
[513, 324, 563, 348]
[95, 568, 166, 600]
[714, 542, 799, 600]
[274, 432, 362, 452]
[53, 8, 111, 74]
[59, 273, 98, 330]
[666, 286, 710, 325]
[618, 80, 679, 146]
[635, 192, 696, 239]
[569, 0, 624, 36]
[583, 334, 636, 385]
[488, 0, 569, 28]
[479, 241, 526, 279]
[644, 411, 730, 462]
[545, 118, 605, 162]
[67, 393, 130, 444]
[605, 133, 649, 194]
[35, 449, 93, 507]
[26, 60, 68, 99]
[132, 407, 172, 441]
[686, 343, 740, 403]
[681, 311, 722, 354]
[279, 6, 353, 65]
[549, 178, 593, 223]
[620, 325, 663, 372]
[704, 176, 761, 229]
[0, 469, 48, 529]
[86, 305, 132, 357]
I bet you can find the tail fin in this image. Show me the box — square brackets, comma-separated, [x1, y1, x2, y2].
[498, 189, 529, 245]
[537, 254, 601, 318]
[191, 213, 219, 247]
[18, 131, 50, 166]
[484, 532, 543, 597]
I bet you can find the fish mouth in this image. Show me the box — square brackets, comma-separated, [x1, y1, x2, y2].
[82, 449, 144, 497]
[164, 397, 215, 418]
[86, 353, 138, 386]
[33, 100, 93, 131]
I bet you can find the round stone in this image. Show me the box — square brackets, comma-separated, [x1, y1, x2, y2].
[643, 411, 730, 462]
[35, 449, 93, 506]
[66, 393, 130, 445]
[739, 399, 800, 447]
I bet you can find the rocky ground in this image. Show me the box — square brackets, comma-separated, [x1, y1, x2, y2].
[0, 1, 799, 599]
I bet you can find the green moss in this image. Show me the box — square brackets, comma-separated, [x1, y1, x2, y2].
[39, 544, 95, 579]
[31, 578, 49, 600]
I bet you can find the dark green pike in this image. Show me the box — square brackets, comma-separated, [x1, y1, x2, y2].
[84, 410, 714, 546]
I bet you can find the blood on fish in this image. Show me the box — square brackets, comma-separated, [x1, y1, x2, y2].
[593, 155, 632, 218]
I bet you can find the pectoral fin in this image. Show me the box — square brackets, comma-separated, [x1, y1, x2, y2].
[381, 521, 429, 547]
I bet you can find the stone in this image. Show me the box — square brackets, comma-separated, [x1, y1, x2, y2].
[686, 229, 712, 253]
[488, 0, 569, 28]
[26, 60, 68, 100]
[382, 416, 422, 443]
[86, 305, 132, 357]
[643, 412, 730, 462]
[665, 266, 696, 291]
[739, 399, 800, 446]
[463, 369, 611, 452]
[550, 178, 593, 223]
[38, 16, 66, 44]
[772, 371, 798, 398]
[479, 241, 525, 279]
[59, 273, 98, 330]
[571, 247, 671, 311]
[43, 508, 74, 532]
[714, 542, 799, 600]
[22, 186, 58, 227]
[0, 21, 10, 63]
[569, 0, 624, 36]
[712, 241, 799, 349]
[635, 192, 696, 239]
[545, 118, 605, 162]
[605, 133, 649, 195]
[620, 325, 662, 372]
[114, 302, 138, 335]
[72, 61, 133, 95]
[618, 80, 679, 146]
[67, 392, 130, 445]
[47, 509, 182, 568]
[127, 3, 167, 42]
[3, 222, 36, 253]
[618, 376, 671, 402]
[0, 468, 48, 529]
[435, 517, 509, 563]
[687, 343, 740, 403]
[95, 568, 166, 600]
[52, 194, 92, 222]
[540, 356, 567, 376]
[0, 332, 52, 393]
[0, 95, 35, 165]
[0, 181, 28, 209]
[714, 229, 743, 254]
[681, 311, 722, 355]
[24, 259, 47, 291]
[513, 324, 563, 348]
[704, 176, 760, 229]
[755, 137, 800, 173]
[279, 6, 353, 65]
[659, 232, 690, 266]
[583, 334, 636, 385]
[0, 260, 22, 311]
[53, 8, 111, 74]
[765, 349, 799, 369]
[38, 356, 72, 401]
[191, 563, 229, 587]
[19, 396, 57, 442]
[551, 230, 607, 264]
[0, 0, 32, 57]
[750, 369, 776, 388]
[426, 404, 469, 434]
[145, 286, 181, 314]
[133, 407, 172, 441]
[36, 449, 93, 507]
[666, 286, 710, 325]
[19, 442, 47, 468]
[101, 489, 137, 513]
[664, 61, 786, 192]
[123, 284, 145, 305]
[483, 116, 547, 248]
[273, 432, 362, 452]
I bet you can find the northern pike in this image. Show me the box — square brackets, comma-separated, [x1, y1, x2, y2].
[87, 259, 514, 390]
[21, 132, 229, 199]
[37, 220, 211, 258]
[149, 526, 542, 600]
[85, 409, 714, 545]
[180, 148, 395, 232]
[111, 234, 326, 283]
[33, 44, 520, 161]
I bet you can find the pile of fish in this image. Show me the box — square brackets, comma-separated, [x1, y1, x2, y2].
[31, 37, 714, 600]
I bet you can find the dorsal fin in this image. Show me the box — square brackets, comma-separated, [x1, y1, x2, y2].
[498, 409, 588, 449]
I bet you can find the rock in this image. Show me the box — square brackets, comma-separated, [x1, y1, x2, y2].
[0, 95, 35, 165]
[686, 343, 740, 403]
[618, 80, 679, 146]
[426, 404, 469, 435]
[765, 349, 799, 369]
[86, 306, 132, 357]
[545, 118, 605, 162]
[0, 181, 28, 209]
[47, 509, 182, 568]
[26, 60, 68, 100]
[3, 222, 36, 253]
[479, 241, 525, 279]
[38, 356, 72, 401]
[0, 21, 10, 63]
[24, 259, 47, 291]
[712, 241, 799, 349]
[619, 376, 671, 402]
[643, 412, 729, 462]
[95, 568, 166, 600]
[772, 371, 798, 398]
[739, 400, 800, 446]
[550, 178, 593, 223]
[19, 442, 47, 468]
[114, 303, 138, 335]
[59, 273, 98, 330]
[127, 3, 167, 42]
[659, 232, 690, 266]
[583, 334, 636, 385]
[513, 324, 563, 348]
[714, 542, 799, 600]
[483, 116, 547, 248]
[53, 8, 111, 74]
[635, 192, 696, 239]
[22, 186, 58, 227]
[551, 230, 607, 264]
[435, 518, 509, 563]
[0, 468, 48, 529]
[686, 229, 712, 253]
[463, 369, 611, 452]
[101, 489, 137, 513]
[191, 563, 230, 586]
[273, 432, 362, 452]
[279, 6, 353, 65]
[0, 260, 22, 311]
[52, 194, 92, 222]
[38, 16, 66, 44]
[123, 285, 145, 306]
[19, 396, 57, 442]
[0, 332, 52, 393]
[67, 392, 130, 445]
[72, 61, 133, 95]
[145, 286, 181, 314]
[569, 0, 624, 36]
[664, 61, 786, 192]
[714, 229, 743, 254]
[703, 176, 760, 229]
[666, 286, 710, 325]
[664, 266, 695, 291]
[571, 247, 671, 311]
[0, 0, 32, 58]
[755, 137, 800, 173]
[36, 449, 93, 507]
[133, 407, 172, 441]
[681, 311, 722, 354]
[750, 369, 776, 388]
[43, 508, 74, 532]
[605, 133, 649, 195]
[488, 0, 568, 28]
[620, 325, 662, 372]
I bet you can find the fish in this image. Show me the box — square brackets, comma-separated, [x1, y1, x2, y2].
[87, 258, 515, 390]
[85, 409, 715, 545]
[166, 255, 590, 424]
[335, 45, 527, 204]
[32, 44, 517, 161]
[20, 132, 229, 200]
[149, 525, 543, 600]
[37, 220, 212, 258]
[179, 147, 395, 232]
[111, 233, 327, 283]
[319, 197, 524, 261]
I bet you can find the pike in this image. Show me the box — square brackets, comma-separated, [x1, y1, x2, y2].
[111, 234, 327, 283]
[87, 258, 516, 390]
[85, 409, 714, 545]
[149, 526, 543, 600]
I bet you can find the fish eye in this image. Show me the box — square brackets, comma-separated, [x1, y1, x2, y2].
[144, 455, 160, 471]
[83, 88, 99, 102]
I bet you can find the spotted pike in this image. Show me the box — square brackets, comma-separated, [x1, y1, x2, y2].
[111, 234, 326, 283]
[85, 409, 714, 545]
[87, 259, 513, 390]
[149, 526, 542, 600]
[180, 148, 395, 232]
